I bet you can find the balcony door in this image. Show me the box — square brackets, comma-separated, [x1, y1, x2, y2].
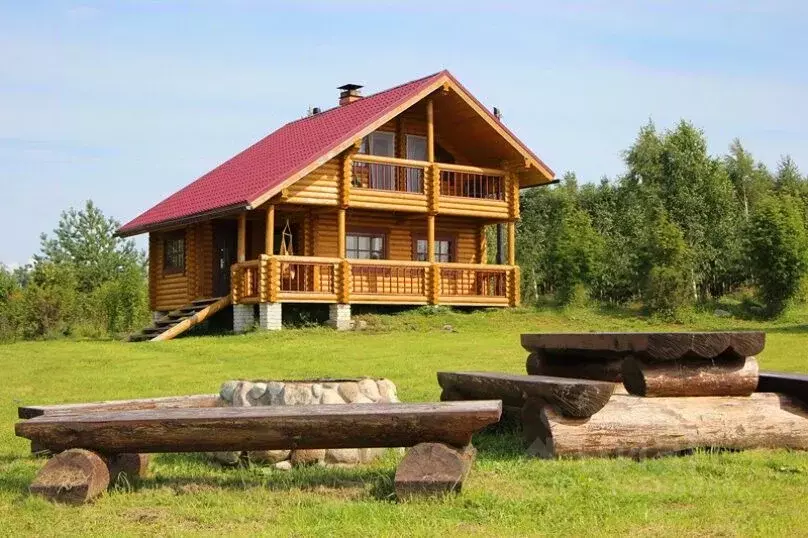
[406, 135, 427, 193]
[367, 132, 395, 190]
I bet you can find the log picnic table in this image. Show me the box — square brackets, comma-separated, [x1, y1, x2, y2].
[15, 400, 501, 505]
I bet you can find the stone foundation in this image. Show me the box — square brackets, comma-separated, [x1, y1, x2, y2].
[232, 304, 255, 333]
[258, 303, 282, 331]
[328, 304, 352, 331]
[213, 377, 400, 467]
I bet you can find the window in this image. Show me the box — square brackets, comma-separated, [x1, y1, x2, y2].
[414, 238, 453, 263]
[163, 231, 186, 274]
[360, 131, 396, 190]
[346, 232, 386, 260]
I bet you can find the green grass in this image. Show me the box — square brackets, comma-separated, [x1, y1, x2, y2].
[1, 305, 807, 537]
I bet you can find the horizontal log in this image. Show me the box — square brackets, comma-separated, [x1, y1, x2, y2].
[623, 356, 759, 397]
[438, 371, 615, 418]
[19, 394, 220, 419]
[527, 393, 808, 459]
[526, 351, 624, 382]
[349, 201, 426, 212]
[758, 371, 808, 404]
[521, 332, 765, 361]
[30, 449, 110, 505]
[16, 401, 502, 454]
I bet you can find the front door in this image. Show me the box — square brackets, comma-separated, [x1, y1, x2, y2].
[213, 221, 237, 297]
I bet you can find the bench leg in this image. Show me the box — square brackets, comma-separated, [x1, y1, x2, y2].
[105, 453, 150, 484]
[29, 448, 110, 505]
[30, 441, 53, 458]
[394, 442, 476, 500]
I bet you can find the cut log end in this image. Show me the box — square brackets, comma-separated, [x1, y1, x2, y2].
[106, 453, 150, 484]
[394, 443, 476, 500]
[622, 355, 759, 397]
[30, 449, 110, 505]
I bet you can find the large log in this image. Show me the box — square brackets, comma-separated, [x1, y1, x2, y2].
[623, 355, 759, 397]
[526, 351, 624, 382]
[15, 401, 502, 454]
[526, 393, 808, 459]
[19, 394, 220, 419]
[521, 331, 765, 361]
[437, 371, 615, 418]
[758, 371, 808, 405]
[30, 449, 110, 504]
[394, 443, 476, 500]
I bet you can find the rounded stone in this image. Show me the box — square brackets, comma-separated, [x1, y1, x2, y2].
[311, 383, 323, 400]
[232, 382, 252, 407]
[262, 382, 284, 405]
[248, 382, 268, 400]
[359, 447, 389, 463]
[281, 383, 313, 406]
[274, 460, 293, 471]
[358, 378, 381, 402]
[350, 392, 373, 404]
[320, 388, 345, 405]
[247, 450, 291, 464]
[337, 382, 360, 402]
[211, 451, 242, 465]
[290, 449, 326, 466]
[325, 448, 360, 464]
[377, 379, 399, 403]
[219, 380, 239, 402]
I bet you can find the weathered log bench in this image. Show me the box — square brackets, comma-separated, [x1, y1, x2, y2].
[522, 331, 766, 394]
[15, 401, 501, 504]
[437, 371, 616, 418]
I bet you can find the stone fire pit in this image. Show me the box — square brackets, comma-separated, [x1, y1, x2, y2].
[213, 377, 401, 468]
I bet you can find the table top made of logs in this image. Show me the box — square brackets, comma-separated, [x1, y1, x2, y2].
[520, 331, 765, 361]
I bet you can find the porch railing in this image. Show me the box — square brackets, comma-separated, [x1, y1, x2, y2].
[349, 260, 429, 301]
[232, 256, 517, 306]
[439, 163, 505, 200]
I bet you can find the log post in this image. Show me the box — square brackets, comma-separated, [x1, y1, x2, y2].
[623, 355, 759, 397]
[526, 393, 808, 459]
[30, 449, 110, 505]
[265, 204, 275, 256]
[237, 212, 246, 263]
[507, 220, 515, 266]
[394, 442, 476, 500]
[105, 453, 150, 484]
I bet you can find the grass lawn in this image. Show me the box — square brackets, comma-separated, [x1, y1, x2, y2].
[1, 305, 807, 537]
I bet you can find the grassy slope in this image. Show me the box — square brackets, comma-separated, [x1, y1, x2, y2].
[0, 306, 807, 537]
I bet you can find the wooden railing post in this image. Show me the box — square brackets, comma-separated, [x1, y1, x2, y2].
[231, 265, 240, 304]
[509, 266, 521, 307]
[338, 260, 351, 304]
[268, 257, 279, 303]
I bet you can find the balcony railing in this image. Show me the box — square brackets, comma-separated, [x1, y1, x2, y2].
[351, 155, 427, 194]
[439, 165, 505, 200]
[233, 256, 516, 307]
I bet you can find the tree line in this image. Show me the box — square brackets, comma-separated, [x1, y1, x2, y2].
[516, 120, 808, 317]
[1, 119, 807, 341]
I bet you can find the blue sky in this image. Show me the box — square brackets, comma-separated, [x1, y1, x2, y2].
[1, 1, 807, 265]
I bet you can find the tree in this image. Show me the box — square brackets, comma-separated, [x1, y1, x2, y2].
[639, 209, 692, 317]
[724, 139, 774, 219]
[746, 194, 808, 316]
[36, 200, 145, 292]
[775, 156, 804, 195]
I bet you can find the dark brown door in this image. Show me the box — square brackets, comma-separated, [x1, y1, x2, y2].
[213, 221, 237, 297]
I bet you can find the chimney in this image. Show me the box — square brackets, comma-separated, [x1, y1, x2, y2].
[338, 83, 363, 106]
[493, 107, 502, 120]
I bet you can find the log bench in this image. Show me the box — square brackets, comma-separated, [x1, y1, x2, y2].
[15, 401, 502, 504]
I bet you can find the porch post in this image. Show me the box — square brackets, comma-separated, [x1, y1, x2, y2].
[265, 204, 275, 255]
[337, 208, 346, 258]
[237, 212, 246, 263]
[507, 221, 516, 266]
[427, 214, 435, 263]
[426, 98, 434, 162]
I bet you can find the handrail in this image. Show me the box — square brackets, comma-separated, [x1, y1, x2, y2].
[352, 153, 505, 177]
[349, 259, 432, 268]
[435, 263, 513, 271]
[274, 255, 342, 264]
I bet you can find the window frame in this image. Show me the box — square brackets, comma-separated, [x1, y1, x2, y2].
[412, 234, 456, 263]
[346, 229, 388, 260]
[162, 230, 186, 275]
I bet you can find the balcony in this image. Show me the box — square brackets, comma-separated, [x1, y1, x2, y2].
[232, 256, 517, 307]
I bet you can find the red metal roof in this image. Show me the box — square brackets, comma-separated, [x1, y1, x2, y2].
[118, 70, 553, 235]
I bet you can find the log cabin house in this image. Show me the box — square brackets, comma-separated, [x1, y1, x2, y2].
[118, 70, 555, 339]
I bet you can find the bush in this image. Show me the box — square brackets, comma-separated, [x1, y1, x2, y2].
[746, 195, 808, 316]
[640, 210, 692, 317]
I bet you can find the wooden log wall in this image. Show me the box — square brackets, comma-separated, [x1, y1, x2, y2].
[313, 210, 480, 263]
[149, 222, 214, 311]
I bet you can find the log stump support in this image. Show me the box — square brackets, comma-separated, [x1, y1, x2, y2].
[623, 355, 759, 397]
[394, 442, 476, 500]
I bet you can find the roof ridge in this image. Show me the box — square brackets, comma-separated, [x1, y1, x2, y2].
[281, 70, 447, 128]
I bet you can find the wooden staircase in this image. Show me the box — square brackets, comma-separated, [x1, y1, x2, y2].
[128, 296, 231, 342]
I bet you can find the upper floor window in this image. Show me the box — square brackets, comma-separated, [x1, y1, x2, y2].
[347, 231, 386, 260]
[360, 132, 396, 190]
[163, 231, 186, 274]
[414, 237, 454, 263]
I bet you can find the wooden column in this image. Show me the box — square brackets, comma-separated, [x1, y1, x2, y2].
[426, 98, 434, 163]
[237, 212, 246, 263]
[265, 205, 275, 255]
[337, 208, 346, 258]
[427, 214, 436, 263]
[507, 221, 515, 266]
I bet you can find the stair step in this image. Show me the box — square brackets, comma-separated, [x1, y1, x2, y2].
[192, 297, 222, 305]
